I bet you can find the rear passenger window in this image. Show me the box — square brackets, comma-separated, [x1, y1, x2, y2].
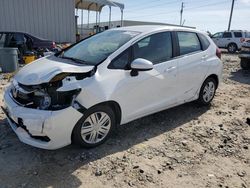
[223, 32, 232, 38]
[177, 32, 201, 55]
[198, 33, 210, 50]
[246, 32, 250, 38]
[133, 32, 173, 65]
[234, 32, 242, 38]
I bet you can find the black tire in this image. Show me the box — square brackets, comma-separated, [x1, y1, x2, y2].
[227, 43, 237, 53]
[240, 58, 250, 70]
[197, 77, 217, 106]
[72, 105, 116, 148]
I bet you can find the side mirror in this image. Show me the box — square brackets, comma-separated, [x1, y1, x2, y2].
[130, 58, 153, 76]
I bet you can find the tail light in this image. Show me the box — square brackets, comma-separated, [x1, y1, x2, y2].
[52, 42, 56, 48]
[216, 48, 221, 59]
[240, 38, 245, 43]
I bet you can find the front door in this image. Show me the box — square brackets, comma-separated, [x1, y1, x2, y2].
[111, 31, 179, 122]
[212, 32, 223, 47]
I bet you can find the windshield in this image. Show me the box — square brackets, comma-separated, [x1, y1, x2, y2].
[61, 30, 140, 65]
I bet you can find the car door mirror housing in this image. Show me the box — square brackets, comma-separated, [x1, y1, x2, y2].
[130, 58, 153, 76]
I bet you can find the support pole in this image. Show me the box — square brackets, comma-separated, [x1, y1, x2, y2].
[87, 10, 90, 28]
[109, 6, 112, 29]
[81, 8, 83, 36]
[180, 2, 184, 26]
[121, 9, 124, 27]
[228, 0, 235, 31]
[98, 11, 101, 29]
[95, 3, 98, 33]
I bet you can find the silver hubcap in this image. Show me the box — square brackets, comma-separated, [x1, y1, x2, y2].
[81, 112, 111, 144]
[229, 45, 236, 52]
[203, 81, 215, 103]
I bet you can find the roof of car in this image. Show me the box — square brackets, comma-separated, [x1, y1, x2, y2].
[0, 31, 49, 41]
[112, 25, 198, 33]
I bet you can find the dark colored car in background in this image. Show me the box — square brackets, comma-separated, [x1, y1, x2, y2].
[0, 31, 56, 54]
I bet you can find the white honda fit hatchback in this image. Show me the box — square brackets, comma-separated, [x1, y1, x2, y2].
[3, 26, 222, 149]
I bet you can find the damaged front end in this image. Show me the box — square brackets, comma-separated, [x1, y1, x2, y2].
[3, 69, 96, 149]
[10, 70, 95, 111]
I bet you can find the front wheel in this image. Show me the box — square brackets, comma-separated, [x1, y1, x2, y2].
[72, 105, 116, 148]
[197, 78, 217, 105]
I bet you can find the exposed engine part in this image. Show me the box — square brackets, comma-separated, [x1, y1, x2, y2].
[10, 70, 95, 110]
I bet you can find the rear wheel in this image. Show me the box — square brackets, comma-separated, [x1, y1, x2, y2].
[227, 43, 237, 53]
[72, 105, 116, 148]
[198, 77, 217, 105]
[240, 58, 250, 70]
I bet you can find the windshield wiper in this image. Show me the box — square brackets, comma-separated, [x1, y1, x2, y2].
[60, 56, 86, 64]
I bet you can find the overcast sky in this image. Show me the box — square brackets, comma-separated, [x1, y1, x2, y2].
[78, 0, 250, 34]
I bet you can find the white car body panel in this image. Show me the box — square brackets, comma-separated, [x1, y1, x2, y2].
[3, 25, 223, 149]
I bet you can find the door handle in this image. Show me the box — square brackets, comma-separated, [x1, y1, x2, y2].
[165, 66, 176, 73]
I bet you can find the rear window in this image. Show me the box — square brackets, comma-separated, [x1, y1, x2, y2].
[177, 32, 201, 55]
[245, 32, 250, 38]
[223, 32, 232, 38]
[198, 33, 210, 50]
[234, 32, 242, 38]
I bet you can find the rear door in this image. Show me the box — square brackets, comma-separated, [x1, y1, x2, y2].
[233, 32, 243, 48]
[220, 32, 233, 47]
[176, 31, 208, 102]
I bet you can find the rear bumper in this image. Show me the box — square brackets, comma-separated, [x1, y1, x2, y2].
[3, 87, 83, 150]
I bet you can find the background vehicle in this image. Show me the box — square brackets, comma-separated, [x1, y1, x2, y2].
[3, 26, 222, 149]
[211, 30, 250, 53]
[0, 31, 56, 55]
[239, 39, 250, 70]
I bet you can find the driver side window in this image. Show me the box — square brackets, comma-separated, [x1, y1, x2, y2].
[212, 32, 223, 38]
[132, 32, 173, 65]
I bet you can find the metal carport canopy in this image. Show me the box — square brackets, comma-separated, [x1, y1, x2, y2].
[75, 0, 124, 12]
[75, 0, 125, 29]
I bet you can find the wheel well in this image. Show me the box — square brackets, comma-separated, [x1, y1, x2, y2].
[206, 74, 219, 89]
[91, 101, 122, 125]
[71, 101, 122, 143]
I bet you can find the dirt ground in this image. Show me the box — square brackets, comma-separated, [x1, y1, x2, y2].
[0, 53, 249, 188]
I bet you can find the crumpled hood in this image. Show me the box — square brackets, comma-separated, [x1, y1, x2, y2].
[15, 55, 94, 85]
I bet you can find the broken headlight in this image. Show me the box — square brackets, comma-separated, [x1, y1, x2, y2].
[11, 79, 81, 110]
[39, 94, 51, 110]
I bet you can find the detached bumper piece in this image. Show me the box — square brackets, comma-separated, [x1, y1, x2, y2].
[1, 107, 50, 142]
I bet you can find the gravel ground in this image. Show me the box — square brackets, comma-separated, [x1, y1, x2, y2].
[0, 53, 249, 188]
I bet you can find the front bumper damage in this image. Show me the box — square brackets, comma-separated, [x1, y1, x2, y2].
[3, 87, 83, 150]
